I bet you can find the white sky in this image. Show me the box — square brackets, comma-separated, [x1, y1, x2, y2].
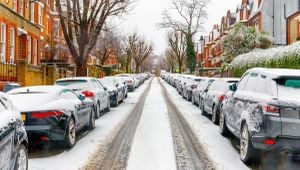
[119, 0, 241, 55]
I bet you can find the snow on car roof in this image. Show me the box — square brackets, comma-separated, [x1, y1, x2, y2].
[7, 85, 65, 94]
[248, 68, 300, 78]
[56, 77, 95, 82]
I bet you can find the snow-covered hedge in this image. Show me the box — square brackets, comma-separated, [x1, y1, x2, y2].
[229, 41, 300, 77]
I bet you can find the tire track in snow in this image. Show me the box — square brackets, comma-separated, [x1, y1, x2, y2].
[159, 79, 215, 170]
[89, 78, 153, 170]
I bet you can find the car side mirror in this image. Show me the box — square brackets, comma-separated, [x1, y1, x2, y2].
[104, 87, 107, 91]
[116, 84, 119, 87]
[230, 83, 237, 92]
[78, 94, 85, 101]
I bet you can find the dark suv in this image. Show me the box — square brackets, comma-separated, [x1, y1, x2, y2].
[220, 68, 300, 163]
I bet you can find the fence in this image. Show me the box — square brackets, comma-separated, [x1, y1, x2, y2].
[0, 62, 17, 81]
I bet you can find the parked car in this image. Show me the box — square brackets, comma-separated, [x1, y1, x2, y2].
[116, 74, 136, 92]
[220, 68, 300, 163]
[0, 92, 28, 170]
[182, 80, 198, 101]
[8, 86, 95, 148]
[202, 78, 239, 124]
[192, 78, 216, 107]
[114, 77, 128, 98]
[55, 77, 110, 118]
[99, 77, 123, 107]
[0, 81, 22, 92]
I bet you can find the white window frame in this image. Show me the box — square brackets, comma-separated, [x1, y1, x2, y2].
[9, 27, 15, 63]
[38, 5, 43, 26]
[13, 0, 17, 12]
[33, 39, 37, 65]
[27, 36, 32, 64]
[19, 0, 24, 16]
[30, 3, 35, 22]
[54, 19, 60, 38]
[0, 23, 6, 63]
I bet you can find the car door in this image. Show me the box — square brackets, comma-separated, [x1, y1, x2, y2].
[91, 79, 103, 110]
[225, 73, 250, 131]
[0, 98, 15, 170]
[96, 81, 108, 110]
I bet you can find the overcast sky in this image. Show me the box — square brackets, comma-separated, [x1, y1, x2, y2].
[119, 0, 241, 55]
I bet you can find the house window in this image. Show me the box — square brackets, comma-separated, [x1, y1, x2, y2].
[0, 23, 6, 62]
[33, 39, 38, 65]
[38, 5, 43, 25]
[54, 19, 60, 38]
[46, 15, 49, 35]
[9, 27, 15, 63]
[13, 0, 17, 11]
[19, 0, 24, 16]
[27, 36, 32, 64]
[243, 7, 247, 20]
[30, 3, 35, 22]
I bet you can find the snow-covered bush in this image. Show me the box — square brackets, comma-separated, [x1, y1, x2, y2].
[230, 41, 300, 77]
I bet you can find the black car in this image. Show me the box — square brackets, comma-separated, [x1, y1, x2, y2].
[202, 78, 239, 124]
[0, 92, 28, 170]
[220, 68, 300, 163]
[8, 86, 95, 148]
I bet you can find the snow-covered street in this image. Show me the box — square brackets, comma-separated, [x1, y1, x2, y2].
[26, 77, 300, 170]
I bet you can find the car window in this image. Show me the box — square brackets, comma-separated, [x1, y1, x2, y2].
[237, 73, 250, 90]
[91, 79, 101, 89]
[243, 73, 258, 92]
[254, 74, 268, 94]
[60, 90, 78, 100]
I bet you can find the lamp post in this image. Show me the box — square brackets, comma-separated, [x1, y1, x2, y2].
[199, 35, 205, 76]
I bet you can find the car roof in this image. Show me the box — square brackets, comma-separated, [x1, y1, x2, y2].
[8, 85, 66, 94]
[56, 77, 96, 82]
[247, 68, 300, 79]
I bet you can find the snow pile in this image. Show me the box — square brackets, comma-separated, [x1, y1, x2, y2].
[230, 41, 300, 69]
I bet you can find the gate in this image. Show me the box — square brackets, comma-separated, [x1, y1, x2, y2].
[0, 62, 17, 81]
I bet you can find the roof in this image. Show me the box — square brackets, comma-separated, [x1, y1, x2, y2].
[7, 85, 65, 94]
[247, 68, 300, 78]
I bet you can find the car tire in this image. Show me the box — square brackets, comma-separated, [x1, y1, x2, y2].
[192, 96, 196, 105]
[89, 109, 95, 130]
[106, 99, 110, 112]
[14, 144, 28, 170]
[201, 99, 206, 115]
[240, 123, 257, 163]
[212, 105, 219, 125]
[219, 109, 228, 136]
[65, 117, 76, 148]
[95, 102, 101, 119]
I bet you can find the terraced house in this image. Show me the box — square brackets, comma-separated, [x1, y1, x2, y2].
[199, 0, 300, 76]
[0, 0, 74, 86]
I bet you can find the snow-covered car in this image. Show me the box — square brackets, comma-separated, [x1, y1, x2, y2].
[8, 86, 95, 148]
[182, 80, 198, 101]
[116, 74, 136, 92]
[0, 81, 22, 92]
[55, 77, 110, 118]
[113, 76, 128, 99]
[192, 78, 215, 107]
[98, 77, 123, 107]
[202, 78, 239, 124]
[0, 92, 28, 170]
[220, 68, 300, 163]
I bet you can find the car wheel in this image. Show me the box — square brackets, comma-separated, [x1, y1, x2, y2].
[95, 103, 101, 119]
[219, 109, 228, 136]
[240, 123, 257, 163]
[65, 117, 76, 148]
[192, 96, 195, 105]
[212, 105, 219, 125]
[14, 144, 28, 170]
[106, 99, 110, 112]
[201, 99, 206, 115]
[89, 109, 95, 130]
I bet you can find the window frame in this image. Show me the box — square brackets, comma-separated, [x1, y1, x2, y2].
[0, 23, 6, 63]
[9, 27, 15, 63]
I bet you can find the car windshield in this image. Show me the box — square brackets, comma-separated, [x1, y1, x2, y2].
[100, 79, 115, 87]
[277, 78, 300, 101]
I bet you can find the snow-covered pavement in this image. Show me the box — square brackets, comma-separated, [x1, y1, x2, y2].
[127, 78, 176, 170]
[160, 78, 249, 170]
[28, 79, 151, 170]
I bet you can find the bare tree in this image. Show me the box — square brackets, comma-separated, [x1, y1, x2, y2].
[168, 31, 186, 73]
[121, 33, 138, 73]
[133, 39, 153, 73]
[164, 48, 176, 73]
[93, 30, 121, 65]
[159, 0, 209, 72]
[55, 0, 133, 76]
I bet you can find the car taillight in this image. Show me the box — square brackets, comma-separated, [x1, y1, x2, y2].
[263, 138, 276, 145]
[218, 94, 225, 101]
[82, 90, 94, 98]
[31, 111, 64, 119]
[261, 104, 280, 116]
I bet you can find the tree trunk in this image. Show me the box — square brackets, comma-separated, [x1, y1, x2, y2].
[135, 64, 140, 73]
[186, 33, 195, 73]
[76, 60, 88, 76]
[178, 61, 182, 73]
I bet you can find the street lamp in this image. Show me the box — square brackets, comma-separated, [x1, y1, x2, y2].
[199, 35, 205, 76]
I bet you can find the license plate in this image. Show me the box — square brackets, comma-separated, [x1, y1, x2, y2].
[21, 114, 26, 121]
